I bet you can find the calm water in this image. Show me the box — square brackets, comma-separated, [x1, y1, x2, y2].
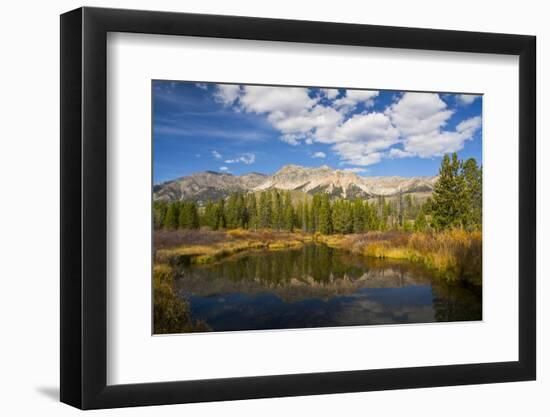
[175, 244, 481, 332]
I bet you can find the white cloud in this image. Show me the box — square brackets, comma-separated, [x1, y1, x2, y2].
[280, 134, 301, 146]
[403, 131, 465, 157]
[334, 113, 399, 148]
[332, 141, 385, 166]
[212, 85, 481, 166]
[456, 94, 480, 105]
[456, 115, 482, 134]
[387, 92, 453, 136]
[271, 105, 343, 141]
[388, 148, 413, 158]
[219, 166, 229, 172]
[195, 83, 208, 90]
[384, 93, 481, 158]
[212, 150, 222, 160]
[400, 116, 482, 157]
[214, 84, 242, 105]
[228, 84, 343, 146]
[326, 113, 400, 166]
[320, 88, 340, 99]
[239, 85, 316, 116]
[311, 151, 326, 159]
[334, 90, 379, 110]
[224, 153, 256, 165]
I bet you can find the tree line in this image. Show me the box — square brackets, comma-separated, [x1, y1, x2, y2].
[153, 153, 482, 234]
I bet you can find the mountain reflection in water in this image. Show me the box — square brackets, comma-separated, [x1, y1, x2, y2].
[174, 244, 482, 332]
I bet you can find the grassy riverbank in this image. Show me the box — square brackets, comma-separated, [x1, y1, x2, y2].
[317, 229, 482, 285]
[155, 229, 313, 265]
[153, 263, 211, 334]
[154, 228, 481, 285]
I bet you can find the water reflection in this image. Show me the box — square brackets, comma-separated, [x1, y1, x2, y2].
[174, 244, 481, 332]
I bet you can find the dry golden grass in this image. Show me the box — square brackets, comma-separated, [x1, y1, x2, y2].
[155, 229, 312, 265]
[320, 229, 481, 285]
[153, 262, 211, 333]
[154, 228, 482, 285]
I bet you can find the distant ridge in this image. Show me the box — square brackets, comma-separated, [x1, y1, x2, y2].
[153, 165, 437, 202]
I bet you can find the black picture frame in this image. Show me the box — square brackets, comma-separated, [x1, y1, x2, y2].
[60, 6, 536, 410]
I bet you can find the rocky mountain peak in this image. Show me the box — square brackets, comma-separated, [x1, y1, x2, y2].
[154, 164, 438, 202]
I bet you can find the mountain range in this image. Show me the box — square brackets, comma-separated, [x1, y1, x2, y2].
[153, 164, 438, 202]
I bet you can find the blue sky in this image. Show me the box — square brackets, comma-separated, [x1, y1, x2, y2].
[153, 81, 482, 184]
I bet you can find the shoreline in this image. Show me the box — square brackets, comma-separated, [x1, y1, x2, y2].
[154, 228, 482, 286]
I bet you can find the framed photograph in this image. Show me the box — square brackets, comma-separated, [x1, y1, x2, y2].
[60, 7, 536, 409]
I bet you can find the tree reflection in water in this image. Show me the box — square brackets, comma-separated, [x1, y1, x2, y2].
[169, 244, 481, 333]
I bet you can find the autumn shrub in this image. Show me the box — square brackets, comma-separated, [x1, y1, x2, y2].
[154, 229, 228, 249]
[153, 263, 211, 334]
[324, 229, 482, 285]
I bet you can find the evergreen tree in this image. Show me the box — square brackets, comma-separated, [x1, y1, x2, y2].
[303, 201, 311, 232]
[404, 194, 413, 221]
[343, 200, 354, 234]
[431, 153, 467, 230]
[352, 199, 365, 233]
[414, 206, 427, 232]
[295, 201, 304, 231]
[461, 158, 482, 229]
[225, 192, 246, 229]
[153, 202, 167, 230]
[178, 202, 199, 229]
[282, 191, 294, 231]
[318, 194, 332, 234]
[225, 193, 238, 229]
[202, 200, 217, 229]
[332, 200, 345, 234]
[258, 191, 272, 229]
[397, 192, 404, 228]
[215, 199, 226, 230]
[271, 190, 283, 230]
[163, 203, 179, 230]
[311, 194, 321, 232]
[246, 193, 258, 230]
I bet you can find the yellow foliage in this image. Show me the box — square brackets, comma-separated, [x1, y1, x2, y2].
[153, 228, 481, 285]
[155, 230, 311, 266]
[321, 229, 481, 284]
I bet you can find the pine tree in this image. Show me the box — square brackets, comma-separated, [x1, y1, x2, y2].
[311, 194, 321, 232]
[343, 200, 354, 234]
[246, 193, 258, 230]
[352, 199, 365, 233]
[404, 194, 413, 221]
[271, 190, 283, 230]
[303, 201, 311, 232]
[202, 200, 217, 229]
[225, 192, 247, 229]
[258, 191, 272, 229]
[178, 202, 199, 229]
[238, 193, 247, 228]
[318, 194, 332, 235]
[163, 203, 179, 230]
[414, 206, 427, 232]
[431, 153, 467, 230]
[295, 201, 304, 231]
[153, 202, 168, 230]
[215, 199, 226, 230]
[282, 191, 294, 231]
[461, 158, 482, 229]
[332, 200, 345, 234]
[225, 193, 238, 229]
[178, 202, 189, 229]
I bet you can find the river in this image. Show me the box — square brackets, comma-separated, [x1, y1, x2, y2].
[174, 243, 482, 332]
